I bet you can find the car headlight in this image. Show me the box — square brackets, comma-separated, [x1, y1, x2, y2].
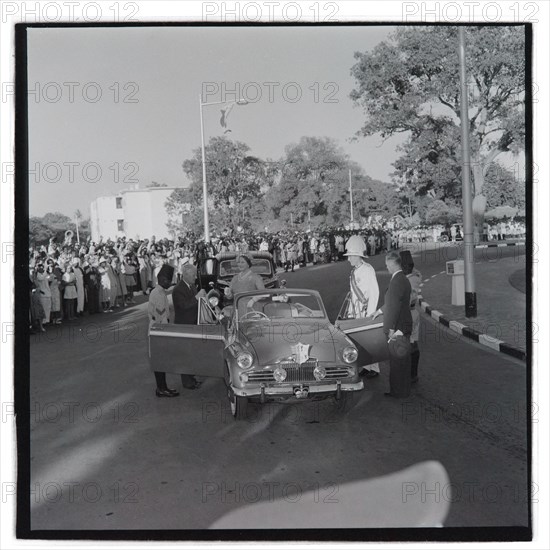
[313, 365, 326, 380]
[342, 346, 358, 364]
[236, 352, 254, 370]
[273, 367, 287, 382]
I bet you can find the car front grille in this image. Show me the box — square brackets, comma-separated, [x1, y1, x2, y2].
[246, 362, 353, 383]
[279, 361, 317, 382]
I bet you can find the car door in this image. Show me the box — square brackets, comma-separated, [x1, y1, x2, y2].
[335, 316, 390, 365]
[335, 294, 390, 364]
[149, 301, 225, 378]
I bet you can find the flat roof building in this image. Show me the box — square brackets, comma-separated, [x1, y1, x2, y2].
[90, 186, 191, 241]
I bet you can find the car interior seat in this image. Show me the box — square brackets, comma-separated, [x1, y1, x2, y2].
[263, 302, 293, 318]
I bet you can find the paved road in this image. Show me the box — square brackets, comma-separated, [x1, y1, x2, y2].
[29, 247, 529, 531]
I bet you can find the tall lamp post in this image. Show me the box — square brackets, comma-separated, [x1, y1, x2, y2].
[199, 95, 248, 242]
[348, 169, 354, 226]
[458, 27, 477, 317]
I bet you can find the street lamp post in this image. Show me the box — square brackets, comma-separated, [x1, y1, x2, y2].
[199, 95, 248, 242]
[458, 27, 477, 317]
[349, 169, 354, 225]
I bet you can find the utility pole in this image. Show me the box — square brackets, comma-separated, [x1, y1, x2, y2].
[349, 169, 354, 225]
[458, 27, 477, 317]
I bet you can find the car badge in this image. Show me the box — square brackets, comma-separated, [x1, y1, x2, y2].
[291, 343, 311, 365]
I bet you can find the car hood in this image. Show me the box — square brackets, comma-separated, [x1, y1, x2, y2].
[240, 322, 345, 364]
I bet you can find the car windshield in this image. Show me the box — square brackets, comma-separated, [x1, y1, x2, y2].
[236, 293, 326, 321]
[219, 258, 272, 278]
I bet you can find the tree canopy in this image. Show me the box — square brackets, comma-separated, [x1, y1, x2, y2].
[168, 135, 401, 234]
[350, 26, 526, 210]
[176, 136, 275, 234]
[30, 212, 91, 246]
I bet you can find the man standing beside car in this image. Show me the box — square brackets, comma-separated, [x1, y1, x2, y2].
[172, 264, 206, 390]
[371, 251, 412, 398]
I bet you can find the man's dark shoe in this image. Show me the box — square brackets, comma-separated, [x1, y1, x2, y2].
[156, 388, 179, 398]
[362, 370, 379, 379]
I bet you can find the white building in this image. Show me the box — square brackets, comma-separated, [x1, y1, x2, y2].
[90, 186, 191, 241]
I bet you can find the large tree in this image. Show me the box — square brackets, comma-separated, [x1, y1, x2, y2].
[30, 212, 73, 246]
[178, 136, 274, 235]
[351, 26, 526, 225]
[265, 137, 354, 228]
[483, 163, 525, 210]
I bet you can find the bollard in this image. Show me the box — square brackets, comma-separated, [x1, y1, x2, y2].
[446, 260, 465, 306]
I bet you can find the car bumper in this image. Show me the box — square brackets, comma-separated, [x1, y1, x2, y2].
[233, 380, 364, 397]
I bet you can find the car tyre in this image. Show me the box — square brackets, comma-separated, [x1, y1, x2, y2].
[225, 364, 248, 420]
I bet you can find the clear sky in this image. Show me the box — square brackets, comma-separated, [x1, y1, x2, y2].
[27, 25, 405, 217]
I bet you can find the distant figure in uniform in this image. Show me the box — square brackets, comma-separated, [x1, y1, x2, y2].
[400, 250, 422, 383]
[344, 235, 380, 379]
[482, 222, 489, 242]
[148, 264, 179, 397]
[450, 224, 457, 242]
[172, 264, 206, 390]
[372, 252, 412, 398]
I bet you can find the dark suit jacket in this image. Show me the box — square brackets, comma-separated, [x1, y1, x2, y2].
[382, 271, 412, 336]
[173, 281, 198, 325]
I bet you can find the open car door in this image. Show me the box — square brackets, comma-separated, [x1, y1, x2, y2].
[149, 298, 225, 378]
[334, 292, 390, 364]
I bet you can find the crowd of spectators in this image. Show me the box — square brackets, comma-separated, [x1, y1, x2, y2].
[28, 218, 525, 332]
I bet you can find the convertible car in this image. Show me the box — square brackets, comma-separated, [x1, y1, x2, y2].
[149, 288, 389, 420]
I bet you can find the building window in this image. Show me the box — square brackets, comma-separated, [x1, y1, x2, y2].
[117, 219, 124, 232]
[116, 197, 123, 209]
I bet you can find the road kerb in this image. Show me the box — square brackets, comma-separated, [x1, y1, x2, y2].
[418, 294, 526, 362]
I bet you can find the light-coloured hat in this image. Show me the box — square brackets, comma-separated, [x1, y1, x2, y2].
[343, 235, 368, 258]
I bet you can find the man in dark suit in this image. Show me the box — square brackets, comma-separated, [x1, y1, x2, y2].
[172, 264, 206, 389]
[372, 251, 413, 398]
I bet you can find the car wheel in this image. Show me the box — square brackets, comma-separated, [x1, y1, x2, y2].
[228, 390, 248, 420]
[225, 364, 248, 420]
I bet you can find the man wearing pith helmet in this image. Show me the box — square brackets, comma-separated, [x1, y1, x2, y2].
[344, 235, 381, 378]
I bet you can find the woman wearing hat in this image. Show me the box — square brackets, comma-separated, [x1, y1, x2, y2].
[148, 264, 180, 397]
[98, 257, 112, 313]
[224, 255, 265, 300]
[62, 265, 78, 320]
[344, 235, 381, 379]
